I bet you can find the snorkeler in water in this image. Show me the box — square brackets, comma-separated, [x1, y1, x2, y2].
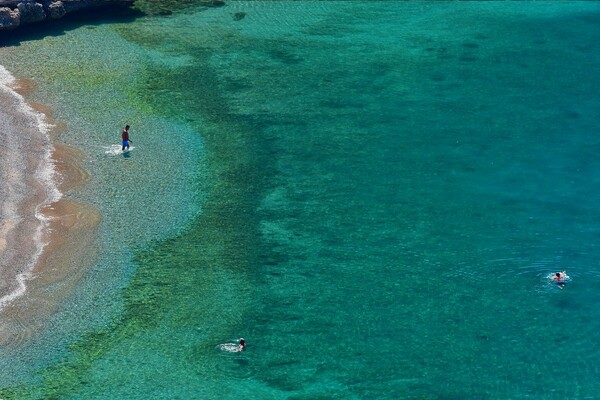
[238, 338, 246, 351]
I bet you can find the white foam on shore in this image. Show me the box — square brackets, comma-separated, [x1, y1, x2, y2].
[0, 65, 61, 310]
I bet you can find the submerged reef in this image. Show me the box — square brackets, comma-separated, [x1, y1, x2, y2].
[0, 0, 134, 30]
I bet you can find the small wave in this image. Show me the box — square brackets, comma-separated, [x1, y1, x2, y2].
[218, 343, 243, 353]
[104, 144, 135, 156]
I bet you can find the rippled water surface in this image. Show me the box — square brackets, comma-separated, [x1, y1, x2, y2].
[1, 2, 600, 398]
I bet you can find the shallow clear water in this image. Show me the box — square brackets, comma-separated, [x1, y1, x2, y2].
[2, 1, 600, 398]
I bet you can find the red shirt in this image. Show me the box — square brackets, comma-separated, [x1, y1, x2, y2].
[122, 130, 129, 141]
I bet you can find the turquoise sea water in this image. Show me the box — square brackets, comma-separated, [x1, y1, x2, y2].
[1, 1, 600, 398]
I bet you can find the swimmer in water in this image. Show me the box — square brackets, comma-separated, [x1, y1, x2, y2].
[238, 338, 246, 351]
[553, 272, 566, 288]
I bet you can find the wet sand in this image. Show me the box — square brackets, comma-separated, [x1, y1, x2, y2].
[0, 78, 101, 347]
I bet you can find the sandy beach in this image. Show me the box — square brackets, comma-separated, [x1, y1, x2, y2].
[0, 75, 100, 347]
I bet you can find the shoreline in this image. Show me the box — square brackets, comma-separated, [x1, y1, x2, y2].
[0, 73, 101, 347]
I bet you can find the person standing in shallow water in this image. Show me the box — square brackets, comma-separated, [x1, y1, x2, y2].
[121, 125, 132, 151]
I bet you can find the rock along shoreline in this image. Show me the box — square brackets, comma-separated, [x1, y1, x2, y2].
[0, 0, 134, 31]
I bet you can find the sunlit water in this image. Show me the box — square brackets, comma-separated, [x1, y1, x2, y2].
[1, 2, 600, 398]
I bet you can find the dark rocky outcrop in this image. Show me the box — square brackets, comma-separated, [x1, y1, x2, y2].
[17, 1, 45, 24]
[233, 11, 245, 21]
[0, 0, 134, 30]
[47, 1, 66, 19]
[0, 7, 20, 30]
